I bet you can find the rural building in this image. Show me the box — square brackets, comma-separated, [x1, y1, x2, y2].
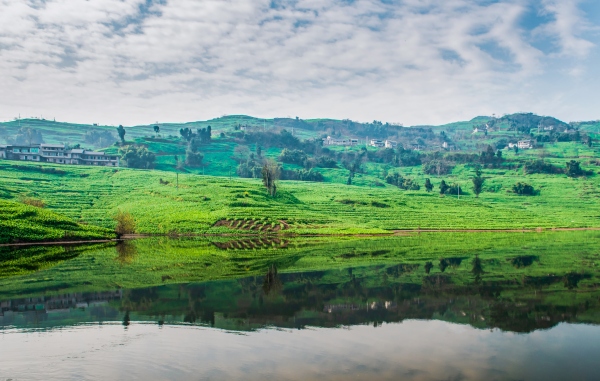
[322, 136, 359, 146]
[517, 140, 533, 149]
[384, 140, 398, 148]
[369, 139, 385, 148]
[0, 144, 120, 166]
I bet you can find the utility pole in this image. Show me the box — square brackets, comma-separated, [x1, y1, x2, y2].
[458, 182, 460, 200]
[176, 172, 179, 190]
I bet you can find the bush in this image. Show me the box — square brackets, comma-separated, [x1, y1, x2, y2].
[385, 173, 420, 190]
[523, 160, 562, 175]
[422, 160, 453, 175]
[114, 210, 136, 235]
[512, 182, 536, 196]
[20, 196, 45, 208]
[278, 149, 308, 166]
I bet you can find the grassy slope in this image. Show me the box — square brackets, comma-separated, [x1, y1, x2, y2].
[1, 160, 600, 235]
[0, 199, 115, 244]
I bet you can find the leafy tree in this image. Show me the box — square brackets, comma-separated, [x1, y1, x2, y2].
[256, 145, 262, 158]
[261, 160, 280, 197]
[119, 145, 155, 169]
[84, 129, 115, 147]
[185, 147, 204, 167]
[114, 210, 136, 236]
[565, 160, 585, 177]
[14, 127, 44, 145]
[422, 160, 453, 175]
[153, 125, 160, 137]
[424, 178, 433, 192]
[512, 182, 536, 196]
[278, 148, 308, 166]
[439, 180, 449, 195]
[116, 125, 126, 144]
[179, 127, 193, 141]
[472, 166, 484, 198]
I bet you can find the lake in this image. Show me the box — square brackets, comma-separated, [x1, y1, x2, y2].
[1, 231, 600, 380]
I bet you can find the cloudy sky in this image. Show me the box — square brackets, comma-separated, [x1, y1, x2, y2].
[0, 0, 598, 126]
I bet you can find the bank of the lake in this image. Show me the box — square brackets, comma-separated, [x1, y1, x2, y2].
[1, 161, 600, 242]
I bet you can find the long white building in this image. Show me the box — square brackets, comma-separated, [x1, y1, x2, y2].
[0, 144, 120, 166]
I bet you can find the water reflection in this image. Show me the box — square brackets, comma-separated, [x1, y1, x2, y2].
[1, 261, 599, 333]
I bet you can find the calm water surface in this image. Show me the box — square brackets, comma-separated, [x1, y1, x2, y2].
[1, 233, 600, 380]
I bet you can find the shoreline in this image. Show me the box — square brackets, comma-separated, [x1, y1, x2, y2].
[2, 226, 600, 247]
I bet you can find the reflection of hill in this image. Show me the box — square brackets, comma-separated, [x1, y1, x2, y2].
[2, 263, 599, 333]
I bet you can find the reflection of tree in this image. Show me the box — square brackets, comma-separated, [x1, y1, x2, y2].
[471, 255, 484, 283]
[439, 259, 448, 273]
[563, 272, 590, 290]
[115, 241, 137, 264]
[510, 255, 539, 268]
[122, 311, 130, 328]
[263, 265, 283, 296]
[424, 261, 433, 274]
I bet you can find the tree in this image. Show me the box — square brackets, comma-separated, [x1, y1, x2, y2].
[472, 165, 484, 198]
[261, 160, 280, 197]
[153, 125, 160, 137]
[179, 127, 193, 141]
[14, 127, 44, 145]
[425, 178, 433, 192]
[119, 145, 156, 169]
[512, 182, 536, 196]
[256, 145, 262, 158]
[117, 125, 126, 144]
[114, 210, 136, 236]
[566, 160, 584, 177]
[439, 180, 449, 195]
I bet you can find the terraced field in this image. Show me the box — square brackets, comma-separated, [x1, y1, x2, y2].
[1, 160, 600, 237]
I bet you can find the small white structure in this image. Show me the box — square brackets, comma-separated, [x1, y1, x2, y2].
[384, 140, 398, 148]
[517, 140, 533, 149]
[442, 142, 448, 149]
[323, 136, 358, 146]
[369, 139, 384, 148]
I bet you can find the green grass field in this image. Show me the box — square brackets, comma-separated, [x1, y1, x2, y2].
[0, 199, 115, 244]
[0, 158, 600, 239]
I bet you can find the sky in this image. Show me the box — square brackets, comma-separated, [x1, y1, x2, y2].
[0, 0, 598, 126]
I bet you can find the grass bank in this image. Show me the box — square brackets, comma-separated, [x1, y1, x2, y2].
[0, 199, 115, 244]
[1, 161, 600, 237]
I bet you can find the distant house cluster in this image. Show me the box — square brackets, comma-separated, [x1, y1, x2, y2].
[0, 144, 120, 166]
[321, 136, 400, 149]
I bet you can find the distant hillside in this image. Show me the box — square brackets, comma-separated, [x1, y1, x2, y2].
[0, 112, 597, 180]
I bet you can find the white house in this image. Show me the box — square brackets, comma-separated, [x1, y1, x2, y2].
[323, 136, 358, 146]
[369, 139, 384, 148]
[384, 140, 398, 148]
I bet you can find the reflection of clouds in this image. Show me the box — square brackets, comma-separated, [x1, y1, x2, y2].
[2, 321, 600, 380]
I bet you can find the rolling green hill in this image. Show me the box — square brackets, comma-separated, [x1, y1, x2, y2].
[0, 199, 115, 244]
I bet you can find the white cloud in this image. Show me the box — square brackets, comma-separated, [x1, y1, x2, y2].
[0, 0, 597, 125]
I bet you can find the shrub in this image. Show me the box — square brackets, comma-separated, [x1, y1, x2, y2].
[20, 197, 45, 208]
[114, 210, 136, 235]
[523, 160, 562, 175]
[422, 160, 453, 175]
[512, 182, 536, 196]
